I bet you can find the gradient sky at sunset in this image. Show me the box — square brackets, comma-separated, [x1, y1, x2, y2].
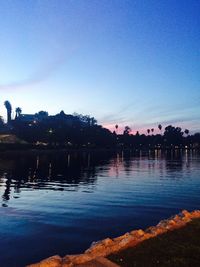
[0, 0, 199, 133]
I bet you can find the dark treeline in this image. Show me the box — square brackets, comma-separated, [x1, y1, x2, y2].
[0, 100, 200, 149]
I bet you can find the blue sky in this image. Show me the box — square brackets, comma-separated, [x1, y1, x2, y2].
[0, 0, 199, 133]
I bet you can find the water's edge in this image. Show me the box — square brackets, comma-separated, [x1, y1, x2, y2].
[27, 209, 200, 267]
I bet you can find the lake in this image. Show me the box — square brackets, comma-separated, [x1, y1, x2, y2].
[0, 150, 200, 267]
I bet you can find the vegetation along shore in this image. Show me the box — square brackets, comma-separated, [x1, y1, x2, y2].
[0, 100, 200, 151]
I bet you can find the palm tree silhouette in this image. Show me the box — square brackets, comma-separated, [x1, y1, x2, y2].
[158, 124, 162, 134]
[15, 107, 22, 119]
[115, 124, 118, 134]
[4, 101, 12, 123]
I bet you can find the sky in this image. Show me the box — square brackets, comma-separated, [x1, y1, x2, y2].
[0, 0, 199, 134]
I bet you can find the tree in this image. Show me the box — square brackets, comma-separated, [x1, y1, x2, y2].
[124, 126, 131, 135]
[164, 125, 183, 146]
[158, 124, 162, 134]
[184, 129, 189, 136]
[15, 107, 22, 119]
[151, 128, 154, 135]
[84, 115, 91, 126]
[115, 124, 118, 134]
[90, 117, 97, 126]
[4, 100, 12, 123]
[147, 129, 150, 135]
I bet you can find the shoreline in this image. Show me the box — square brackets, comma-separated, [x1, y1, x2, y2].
[0, 146, 198, 155]
[27, 209, 200, 267]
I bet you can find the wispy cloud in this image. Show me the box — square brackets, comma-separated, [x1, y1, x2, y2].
[0, 60, 61, 90]
[0, 47, 77, 91]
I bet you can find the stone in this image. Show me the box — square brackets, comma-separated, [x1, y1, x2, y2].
[113, 233, 130, 242]
[27, 255, 62, 267]
[135, 229, 145, 237]
[66, 254, 93, 265]
[118, 235, 135, 247]
[86, 238, 114, 255]
[145, 226, 157, 235]
[182, 210, 191, 218]
[191, 210, 200, 218]
[173, 215, 182, 223]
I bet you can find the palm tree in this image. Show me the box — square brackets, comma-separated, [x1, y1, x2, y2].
[147, 129, 150, 135]
[158, 124, 162, 134]
[115, 124, 118, 134]
[15, 107, 22, 119]
[4, 100, 12, 123]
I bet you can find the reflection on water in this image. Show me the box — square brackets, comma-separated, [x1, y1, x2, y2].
[0, 151, 110, 203]
[0, 150, 200, 266]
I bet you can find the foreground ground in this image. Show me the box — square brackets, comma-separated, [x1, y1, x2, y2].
[108, 218, 200, 267]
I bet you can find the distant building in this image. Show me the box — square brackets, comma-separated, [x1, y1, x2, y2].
[15, 111, 85, 127]
[17, 114, 38, 123]
[15, 111, 49, 124]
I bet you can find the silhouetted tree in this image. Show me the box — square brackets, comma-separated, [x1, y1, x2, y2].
[164, 125, 183, 146]
[115, 124, 118, 134]
[90, 117, 97, 126]
[124, 126, 131, 135]
[158, 124, 162, 134]
[15, 107, 22, 119]
[184, 129, 189, 136]
[4, 100, 12, 123]
[151, 128, 154, 135]
[147, 129, 150, 135]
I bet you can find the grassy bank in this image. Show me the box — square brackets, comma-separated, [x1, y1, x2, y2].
[108, 218, 200, 267]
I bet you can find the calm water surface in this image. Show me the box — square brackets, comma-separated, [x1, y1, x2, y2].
[0, 150, 200, 267]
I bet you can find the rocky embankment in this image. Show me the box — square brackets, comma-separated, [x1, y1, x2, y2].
[27, 210, 200, 267]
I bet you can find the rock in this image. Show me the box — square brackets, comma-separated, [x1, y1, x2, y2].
[61, 256, 73, 267]
[182, 210, 191, 218]
[113, 233, 130, 242]
[65, 254, 93, 265]
[145, 226, 164, 236]
[145, 226, 157, 235]
[172, 215, 182, 223]
[191, 210, 200, 218]
[168, 219, 177, 227]
[118, 235, 135, 247]
[102, 238, 114, 246]
[27, 255, 62, 267]
[86, 238, 114, 254]
[135, 229, 145, 237]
